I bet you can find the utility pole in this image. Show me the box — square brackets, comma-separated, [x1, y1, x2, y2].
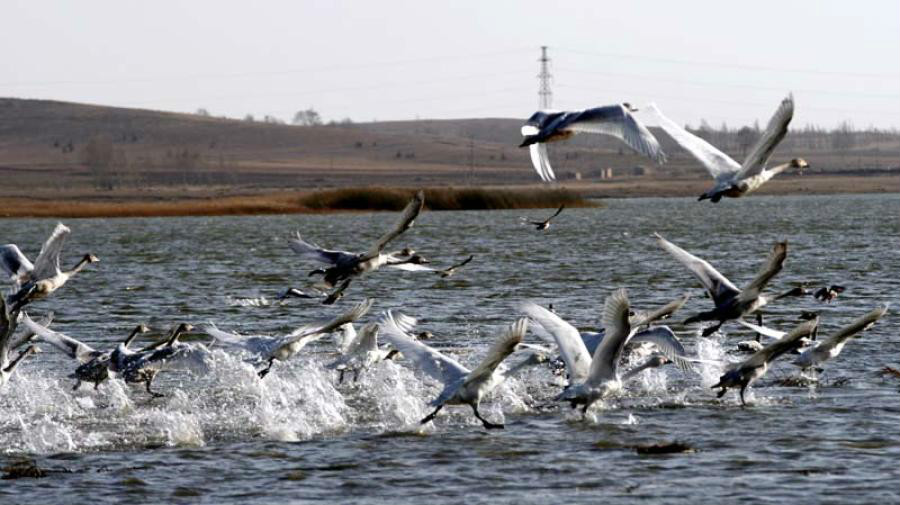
[537, 46, 552, 109]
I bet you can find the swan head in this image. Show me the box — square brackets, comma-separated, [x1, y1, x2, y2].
[83, 253, 100, 264]
[415, 331, 433, 340]
[622, 102, 639, 112]
[798, 311, 819, 321]
[790, 158, 809, 169]
[519, 135, 539, 148]
[645, 355, 670, 369]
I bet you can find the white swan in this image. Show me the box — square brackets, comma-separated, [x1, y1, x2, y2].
[109, 323, 193, 397]
[793, 306, 887, 371]
[712, 318, 818, 405]
[202, 298, 373, 377]
[287, 191, 425, 290]
[325, 312, 417, 382]
[520, 104, 667, 182]
[655, 233, 790, 336]
[1, 223, 99, 310]
[379, 310, 528, 430]
[522, 289, 693, 414]
[646, 95, 807, 202]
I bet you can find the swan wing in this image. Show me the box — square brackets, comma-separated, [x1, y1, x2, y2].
[629, 326, 693, 372]
[736, 320, 785, 340]
[22, 314, 97, 362]
[464, 318, 527, 387]
[565, 105, 667, 164]
[655, 233, 740, 305]
[528, 143, 555, 182]
[286, 298, 374, 341]
[0, 244, 34, 283]
[378, 310, 468, 385]
[638, 293, 691, 325]
[31, 223, 70, 280]
[587, 288, 632, 384]
[736, 94, 794, 179]
[744, 319, 817, 369]
[645, 103, 740, 180]
[363, 190, 425, 259]
[740, 241, 788, 301]
[521, 302, 591, 383]
[288, 233, 356, 266]
[818, 305, 887, 354]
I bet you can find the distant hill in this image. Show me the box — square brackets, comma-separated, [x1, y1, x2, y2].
[0, 98, 897, 197]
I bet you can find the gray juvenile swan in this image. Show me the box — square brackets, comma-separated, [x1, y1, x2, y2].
[655, 233, 790, 336]
[520, 104, 666, 182]
[646, 95, 807, 202]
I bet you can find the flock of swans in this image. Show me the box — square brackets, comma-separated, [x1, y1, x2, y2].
[0, 178, 889, 431]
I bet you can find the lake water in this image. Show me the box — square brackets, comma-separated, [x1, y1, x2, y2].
[2, 194, 899, 504]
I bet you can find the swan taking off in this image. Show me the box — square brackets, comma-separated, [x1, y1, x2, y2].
[522, 289, 693, 415]
[793, 305, 887, 371]
[23, 313, 150, 390]
[379, 311, 528, 430]
[520, 104, 667, 182]
[655, 233, 789, 336]
[1, 223, 99, 311]
[529, 205, 565, 231]
[287, 191, 426, 292]
[0, 298, 41, 388]
[712, 318, 818, 405]
[202, 298, 374, 378]
[646, 95, 806, 202]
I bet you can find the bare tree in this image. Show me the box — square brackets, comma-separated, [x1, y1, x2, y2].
[196, 108, 210, 116]
[736, 126, 760, 157]
[292, 108, 322, 126]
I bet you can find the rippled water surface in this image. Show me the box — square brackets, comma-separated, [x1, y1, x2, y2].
[2, 194, 899, 504]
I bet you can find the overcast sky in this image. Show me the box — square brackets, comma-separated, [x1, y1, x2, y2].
[4, 0, 899, 129]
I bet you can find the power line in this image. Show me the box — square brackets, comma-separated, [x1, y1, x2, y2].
[555, 47, 900, 80]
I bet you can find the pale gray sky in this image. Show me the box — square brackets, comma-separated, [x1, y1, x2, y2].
[4, 0, 899, 129]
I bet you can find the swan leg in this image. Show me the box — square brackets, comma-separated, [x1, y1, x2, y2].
[72, 380, 82, 391]
[702, 322, 723, 337]
[739, 384, 748, 407]
[716, 387, 728, 398]
[337, 369, 346, 384]
[420, 404, 443, 425]
[93, 380, 102, 390]
[257, 358, 275, 379]
[471, 404, 504, 430]
[352, 369, 360, 383]
[145, 378, 165, 398]
[755, 313, 764, 342]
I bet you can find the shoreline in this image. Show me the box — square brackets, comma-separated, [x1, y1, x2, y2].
[1, 174, 897, 218]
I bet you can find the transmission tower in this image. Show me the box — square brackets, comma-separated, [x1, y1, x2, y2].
[537, 46, 552, 109]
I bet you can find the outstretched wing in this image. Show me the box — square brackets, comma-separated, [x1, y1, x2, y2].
[740, 241, 788, 301]
[364, 191, 425, 259]
[736, 94, 794, 179]
[588, 288, 632, 384]
[529, 143, 555, 182]
[636, 293, 691, 325]
[464, 318, 527, 386]
[31, 223, 71, 280]
[745, 319, 818, 369]
[736, 319, 785, 340]
[629, 326, 693, 372]
[378, 309, 469, 385]
[22, 314, 98, 362]
[655, 233, 740, 306]
[0, 244, 34, 284]
[645, 103, 740, 180]
[288, 233, 356, 265]
[818, 305, 887, 354]
[564, 105, 667, 164]
[521, 302, 591, 383]
[285, 298, 374, 342]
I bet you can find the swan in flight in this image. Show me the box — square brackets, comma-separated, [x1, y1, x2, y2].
[522, 289, 694, 414]
[288, 191, 426, 291]
[379, 310, 528, 430]
[793, 306, 886, 371]
[202, 298, 374, 377]
[520, 104, 666, 182]
[646, 95, 807, 202]
[655, 233, 791, 336]
[712, 318, 818, 405]
[813, 285, 846, 303]
[23, 314, 150, 390]
[529, 205, 564, 231]
[0, 299, 41, 388]
[1, 223, 99, 311]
